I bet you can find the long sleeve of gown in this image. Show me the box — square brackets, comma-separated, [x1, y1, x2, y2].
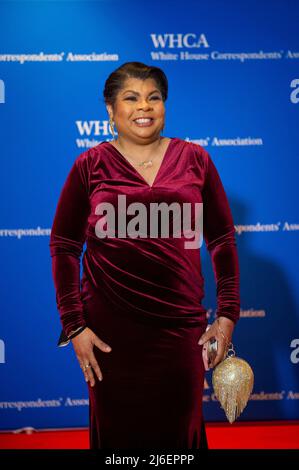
[202, 151, 240, 324]
[49, 154, 91, 338]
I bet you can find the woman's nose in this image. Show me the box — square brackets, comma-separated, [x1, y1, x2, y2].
[137, 99, 153, 110]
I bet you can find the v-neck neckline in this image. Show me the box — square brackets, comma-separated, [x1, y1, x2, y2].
[106, 137, 175, 189]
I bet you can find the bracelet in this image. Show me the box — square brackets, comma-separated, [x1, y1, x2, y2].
[216, 318, 230, 347]
[68, 326, 87, 340]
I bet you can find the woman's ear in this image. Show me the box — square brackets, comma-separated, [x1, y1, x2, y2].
[106, 104, 113, 120]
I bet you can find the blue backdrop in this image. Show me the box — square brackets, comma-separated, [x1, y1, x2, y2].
[0, 0, 298, 431]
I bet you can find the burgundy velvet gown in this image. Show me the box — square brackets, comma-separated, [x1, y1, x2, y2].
[49, 137, 240, 449]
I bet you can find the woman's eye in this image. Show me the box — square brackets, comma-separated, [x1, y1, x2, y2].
[124, 95, 161, 101]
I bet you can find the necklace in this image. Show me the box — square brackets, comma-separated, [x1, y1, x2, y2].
[114, 138, 163, 169]
[135, 159, 154, 168]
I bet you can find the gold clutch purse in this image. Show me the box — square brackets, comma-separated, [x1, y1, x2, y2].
[211, 343, 254, 423]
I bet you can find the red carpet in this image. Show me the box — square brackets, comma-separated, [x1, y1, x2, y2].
[0, 421, 298, 449]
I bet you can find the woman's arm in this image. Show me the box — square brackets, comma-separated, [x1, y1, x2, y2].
[202, 150, 240, 325]
[49, 154, 91, 338]
[198, 150, 240, 367]
[50, 152, 112, 384]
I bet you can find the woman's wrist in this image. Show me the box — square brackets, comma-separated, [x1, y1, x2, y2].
[215, 317, 234, 347]
[68, 325, 87, 340]
[217, 315, 235, 326]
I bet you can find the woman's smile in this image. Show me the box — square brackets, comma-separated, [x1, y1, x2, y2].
[133, 117, 154, 127]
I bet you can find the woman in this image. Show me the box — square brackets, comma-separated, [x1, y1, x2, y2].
[49, 61, 240, 449]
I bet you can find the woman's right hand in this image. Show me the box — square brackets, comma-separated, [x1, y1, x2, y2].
[71, 327, 112, 387]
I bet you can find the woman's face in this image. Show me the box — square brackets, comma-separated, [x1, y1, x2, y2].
[107, 77, 165, 143]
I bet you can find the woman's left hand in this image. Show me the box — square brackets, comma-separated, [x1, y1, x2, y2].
[198, 316, 235, 369]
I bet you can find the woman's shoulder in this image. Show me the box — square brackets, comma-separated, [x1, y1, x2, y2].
[74, 140, 110, 170]
[172, 137, 210, 170]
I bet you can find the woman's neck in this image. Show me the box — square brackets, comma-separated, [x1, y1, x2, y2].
[114, 135, 166, 159]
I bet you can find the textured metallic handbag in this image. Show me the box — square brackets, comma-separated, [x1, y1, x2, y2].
[211, 343, 254, 423]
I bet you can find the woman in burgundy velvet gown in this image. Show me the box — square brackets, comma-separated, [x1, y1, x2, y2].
[49, 62, 240, 449]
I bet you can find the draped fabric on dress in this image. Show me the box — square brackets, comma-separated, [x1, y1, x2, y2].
[49, 137, 240, 448]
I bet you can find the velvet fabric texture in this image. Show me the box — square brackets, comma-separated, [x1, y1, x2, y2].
[49, 137, 240, 448]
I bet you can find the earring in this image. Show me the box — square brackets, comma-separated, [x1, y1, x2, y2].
[108, 116, 116, 140]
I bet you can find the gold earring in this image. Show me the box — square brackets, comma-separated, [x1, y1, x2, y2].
[108, 116, 116, 139]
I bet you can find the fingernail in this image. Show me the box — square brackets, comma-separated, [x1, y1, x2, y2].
[98, 376, 103, 381]
[85, 377, 89, 382]
[198, 340, 203, 345]
[106, 346, 111, 351]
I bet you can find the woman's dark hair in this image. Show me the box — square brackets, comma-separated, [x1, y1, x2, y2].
[103, 62, 168, 107]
